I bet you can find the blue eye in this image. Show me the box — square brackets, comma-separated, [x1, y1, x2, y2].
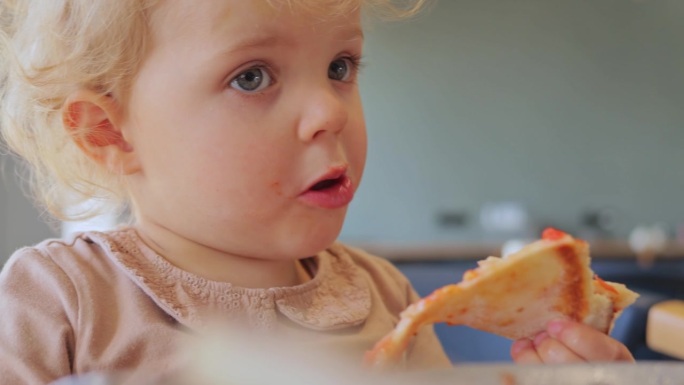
[328, 58, 353, 81]
[230, 67, 272, 92]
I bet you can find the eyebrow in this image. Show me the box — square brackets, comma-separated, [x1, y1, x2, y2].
[228, 35, 285, 52]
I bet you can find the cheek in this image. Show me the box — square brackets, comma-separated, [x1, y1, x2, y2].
[201, 139, 285, 189]
[270, 181, 284, 196]
[347, 118, 368, 170]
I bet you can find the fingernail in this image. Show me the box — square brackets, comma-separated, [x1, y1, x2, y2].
[547, 319, 568, 338]
[533, 332, 549, 347]
[511, 339, 532, 356]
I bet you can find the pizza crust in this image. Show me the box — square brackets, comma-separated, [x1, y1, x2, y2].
[364, 228, 639, 367]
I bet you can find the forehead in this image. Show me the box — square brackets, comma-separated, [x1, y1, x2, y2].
[148, 0, 363, 44]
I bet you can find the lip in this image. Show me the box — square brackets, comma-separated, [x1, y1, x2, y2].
[299, 165, 355, 209]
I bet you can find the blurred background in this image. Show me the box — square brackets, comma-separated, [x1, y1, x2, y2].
[1, 0, 683, 363]
[343, 0, 684, 244]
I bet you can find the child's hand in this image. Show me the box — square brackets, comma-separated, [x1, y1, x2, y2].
[510, 319, 635, 364]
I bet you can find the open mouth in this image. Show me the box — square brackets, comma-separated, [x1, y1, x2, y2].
[309, 176, 344, 191]
[299, 169, 354, 209]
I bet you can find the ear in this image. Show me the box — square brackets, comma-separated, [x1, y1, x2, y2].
[62, 90, 140, 175]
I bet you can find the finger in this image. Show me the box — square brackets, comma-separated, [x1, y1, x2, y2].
[547, 319, 635, 362]
[510, 338, 543, 364]
[532, 331, 585, 364]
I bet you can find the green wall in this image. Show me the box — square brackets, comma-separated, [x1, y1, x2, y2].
[342, 0, 684, 242]
[0, 155, 56, 262]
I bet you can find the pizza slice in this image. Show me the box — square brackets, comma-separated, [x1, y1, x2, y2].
[364, 228, 639, 367]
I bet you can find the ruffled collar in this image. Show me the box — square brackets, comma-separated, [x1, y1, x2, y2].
[86, 228, 371, 331]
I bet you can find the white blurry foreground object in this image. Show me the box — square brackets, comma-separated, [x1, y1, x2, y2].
[48, 324, 683, 385]
[182, 328, 375, 385]
[628, 224, 668, 267]
[49, 363, 684, 385]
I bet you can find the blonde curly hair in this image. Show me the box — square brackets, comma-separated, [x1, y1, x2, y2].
[0, 0, 428, 222]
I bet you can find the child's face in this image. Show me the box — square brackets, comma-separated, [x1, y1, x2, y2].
[122, 0, 367, 260]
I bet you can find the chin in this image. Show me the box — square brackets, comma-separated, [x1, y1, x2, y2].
[291, 220, 344, 258]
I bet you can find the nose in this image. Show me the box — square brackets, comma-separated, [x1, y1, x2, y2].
[296, 85, 349, 142]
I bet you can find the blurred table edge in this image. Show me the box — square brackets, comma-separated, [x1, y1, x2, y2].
[347, 240, 684, 262]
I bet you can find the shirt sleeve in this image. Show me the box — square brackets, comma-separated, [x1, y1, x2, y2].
[364, 250, 452, 370]
[0, 248, 76, 384]
[341, 244, 453, 370]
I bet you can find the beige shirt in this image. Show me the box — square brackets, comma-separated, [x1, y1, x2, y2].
[0, 228, 450, 384]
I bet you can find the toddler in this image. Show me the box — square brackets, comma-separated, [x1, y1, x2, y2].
[0, 0, 634, 384]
